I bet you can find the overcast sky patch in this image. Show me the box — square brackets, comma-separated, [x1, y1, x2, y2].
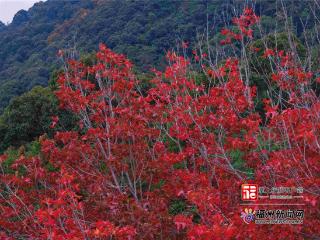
[0, 0, 41, 24]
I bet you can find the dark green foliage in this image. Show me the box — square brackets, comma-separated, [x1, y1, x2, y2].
[151, 179, 165, 191]
[0, 21, 5, 31]
[0, 86, 57, 151]
[0, 147, 19, 174]
[11, 10, 30, 26]
[0, 0, 94, 112]
[248, 32, 307, 119]
[168, 199, 201, 223]
[173, 162, 186, 170]
[166, 136, 181, 153]
[0, 139, 55, 174]
[0, 86, 77, 152]
[0, 0, 250, 112]
[249, 32, 306, 75]
[168, 199, 187, 215]
[229, 149, 254, 179]
[0, 0, 319, 113]
[25, 140, 41, 157]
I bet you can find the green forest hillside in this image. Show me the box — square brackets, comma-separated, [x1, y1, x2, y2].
[0, 0, 318, 113]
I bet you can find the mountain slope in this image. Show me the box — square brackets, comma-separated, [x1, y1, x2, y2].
[0, 0, 94, 112]
[0, 0, 247, 112]
[0, 0, 318, 112]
